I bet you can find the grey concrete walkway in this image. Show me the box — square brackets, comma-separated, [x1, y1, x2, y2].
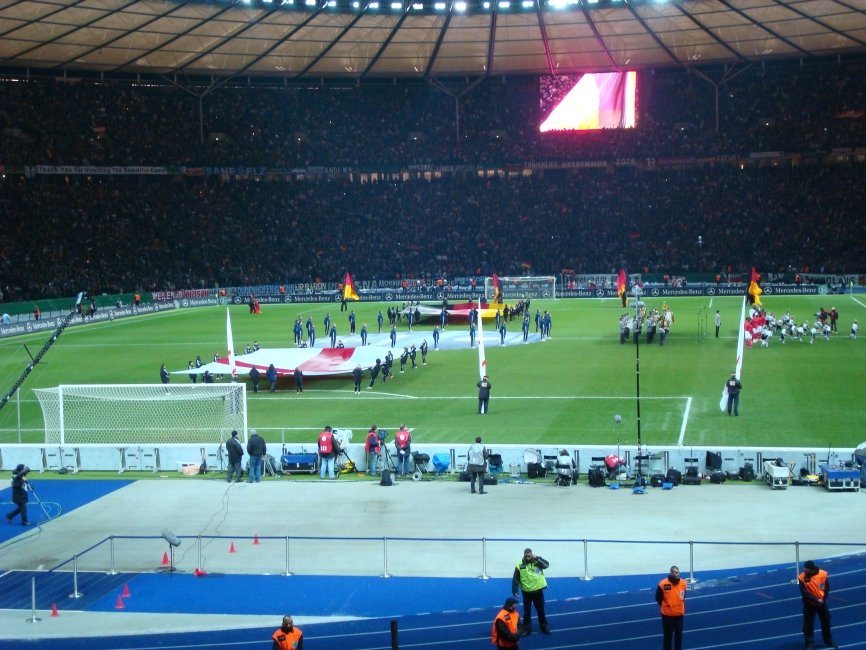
[1, 476, 864, 640]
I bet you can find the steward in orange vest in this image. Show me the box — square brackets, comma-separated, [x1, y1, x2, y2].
[798, 561, 837, 650]
[272, 615, 303, 649]
[655, 566, 686, 650]
[491, 597, 520, 649]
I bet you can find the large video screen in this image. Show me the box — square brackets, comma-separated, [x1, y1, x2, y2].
[539, 71, 637, 132]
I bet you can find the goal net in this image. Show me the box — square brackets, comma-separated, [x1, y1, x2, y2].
[34, 384, 247, 445]
[483, 276, 557, 301]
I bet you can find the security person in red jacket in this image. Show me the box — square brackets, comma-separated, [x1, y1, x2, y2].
[655, 565, 686, 650]
[799, 560, 838, 650]
[492, 596, 521, 649]
[272, 614, 303, 649]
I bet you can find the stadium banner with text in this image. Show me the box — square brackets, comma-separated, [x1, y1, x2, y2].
[30, 165, 169, 175]
[0, 302, 176, 340]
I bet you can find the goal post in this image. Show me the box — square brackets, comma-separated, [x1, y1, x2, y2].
[34, 384, 247, 445]
[483, 276, 557, 301]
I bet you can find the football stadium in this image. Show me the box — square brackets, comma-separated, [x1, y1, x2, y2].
[1, 1, 866, 648]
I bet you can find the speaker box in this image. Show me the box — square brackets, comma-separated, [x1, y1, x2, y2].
[665, 468, 682, 486]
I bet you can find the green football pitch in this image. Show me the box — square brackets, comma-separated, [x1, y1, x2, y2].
[0, 296, 863, 449]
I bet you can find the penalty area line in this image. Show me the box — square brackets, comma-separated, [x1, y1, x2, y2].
[677, 396, 692, 447]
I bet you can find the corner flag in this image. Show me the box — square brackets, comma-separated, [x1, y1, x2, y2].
[343, 272, 360, 302]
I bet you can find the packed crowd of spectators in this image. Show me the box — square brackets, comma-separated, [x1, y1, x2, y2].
[0, 59, 864, 167]
[1, 58, 864, 301]
[2, 162, 864, 301]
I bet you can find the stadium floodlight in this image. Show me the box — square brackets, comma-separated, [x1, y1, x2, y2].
[498, 1, 510, 8]
[454, 0, 467, 9]
[482, 1, 490, 8]
[434, 1, 446, 8]
[352, 1, 360, 6]
[390, 1, 402, 7]
[412, 2, 423, 8]
[304, 0, 315, 5]
[522, 0, 534, 6]
[369, 1, 379, 7]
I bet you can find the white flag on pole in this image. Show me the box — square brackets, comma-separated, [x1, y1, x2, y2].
[477, 299, 487, 380]
[226, 308, 237, 381]
[720, 297, 747, 411]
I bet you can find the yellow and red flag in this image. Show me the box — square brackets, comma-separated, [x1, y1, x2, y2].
[617, 269, 627, 298]
[492, 273, 503, 304]
[343, 272, 360, 302]
[747, 267, 762, 306]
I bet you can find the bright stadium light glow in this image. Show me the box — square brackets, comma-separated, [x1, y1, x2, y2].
[305, 0, 315, 5]
[498, 1, 510, 8]
[352, 0, 360, 6]
[522, 0, 534, 6]
[412, 2, 423, 8]
[434, 1, 446, 7]
[369, 1, 379, 7]
[548, 0, 566, 7]
[482, 1, 490, 7]
[390, 1, 402, 7]
[454, 0, 467, 9]
[327, 0, 337, 5]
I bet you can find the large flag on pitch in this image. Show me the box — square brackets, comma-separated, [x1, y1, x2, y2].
[719, 297, 747, 411]
[477, 299, 487, 380]
[747, 267, 762, 306]
[226, 307, 237, 381]
[343, 272, 360, 301]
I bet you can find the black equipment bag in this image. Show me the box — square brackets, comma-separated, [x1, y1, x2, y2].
[739, 464, 756, 481]
[527, 462, 546, 478]
[650, 473, 665, 488]
[682, 474, 702, 485]
[685, 466, 699, 478]
[665, 468, 682, 486]
[488, 453, 503, 466]
[709, 471, 726, 484]
[483, 476, 497, 486]
[458, 471, 472, 482]
[379, 469, 394, 486]
[588, 466, 606, 487]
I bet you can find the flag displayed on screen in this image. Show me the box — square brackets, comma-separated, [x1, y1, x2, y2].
[539, 71, 637, 133]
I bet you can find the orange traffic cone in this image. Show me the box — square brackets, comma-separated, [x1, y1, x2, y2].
[51, 603, 59, 617]
[229, 542, 236, 553]
[115, 594, 125, 609]
[161, 551, 170, 566]
[253, 534, 260, 545]
[122, 583, 131, 598]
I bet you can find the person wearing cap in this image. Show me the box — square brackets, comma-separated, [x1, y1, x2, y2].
[512, 547, 550, 636]
[725, 371, 742, 416]
[491, 596, 521, 649]
[225, 430, 244, 483]
[477, 375, 492, 414]
[271, 614, 303, 649]
[5, 464, 31, 526]
[656, 565, 687, 650]
[798, 560, 838, 649]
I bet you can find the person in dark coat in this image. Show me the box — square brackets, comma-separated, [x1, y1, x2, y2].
[294, 368, 304, 394]
[160, 363, 170, 384]
[477, 375, 492, 414]
[249, 366, 261, 393]
[267, 364, 278, 392]
[225, 431, 244, 482]
[5, 464, 31, 525]
[368, 359, 381, 389]
[352, 365, 363, 394]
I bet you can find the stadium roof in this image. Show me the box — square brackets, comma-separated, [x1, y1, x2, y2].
[0, 0, 865, 80]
